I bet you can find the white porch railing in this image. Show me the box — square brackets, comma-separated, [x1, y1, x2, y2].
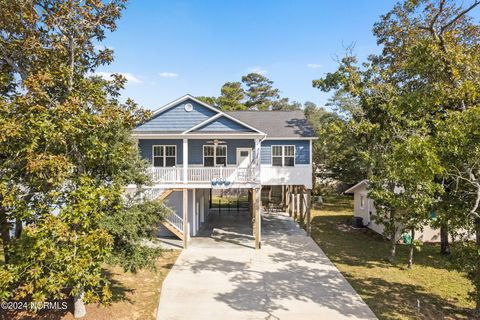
[188, 167, 256, 182]
[149, 166, 256, 184]
[188, 167, 254, 182]
[149, 167, 182, 183]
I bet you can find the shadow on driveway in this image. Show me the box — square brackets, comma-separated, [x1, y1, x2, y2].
[157, 211, 377, 320]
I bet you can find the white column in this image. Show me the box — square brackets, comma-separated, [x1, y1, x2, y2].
[257, 187, 262, 247]
[192, 188, 196, 236]
[253, 188, 261, 249]
[309, 139, 313, 189]
[183, 188, 188, 249]
[254, 138, 261, 182]
[183, 138, 188, 183]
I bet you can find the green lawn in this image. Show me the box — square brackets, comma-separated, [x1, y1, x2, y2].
[211, 194, 249, 207]
[311, 195, 475, 320]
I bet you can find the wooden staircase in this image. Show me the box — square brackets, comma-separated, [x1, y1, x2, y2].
[160, 209, 184, 240]
[149, 188, 184, 241]
[157, 189, 177, 201]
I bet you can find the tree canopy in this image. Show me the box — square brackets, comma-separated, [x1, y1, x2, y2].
[197, 72, 301, 111]
[0, 0, 166, 316]
[313, 0, 480, 313]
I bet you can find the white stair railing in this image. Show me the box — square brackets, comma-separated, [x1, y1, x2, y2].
[140, 188, 184, 234]
[140, 189, 184, 235]
[164, 208, 183, 233]
[142, 187, 165, 201]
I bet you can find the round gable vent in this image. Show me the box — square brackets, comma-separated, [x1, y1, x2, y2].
[184, 103, 193, 112]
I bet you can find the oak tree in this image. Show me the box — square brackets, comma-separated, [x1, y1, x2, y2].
[0, 0, 166, 317]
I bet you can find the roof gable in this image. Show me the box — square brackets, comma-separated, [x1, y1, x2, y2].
[134, 97, 218, 132]
[191, 115, 255, 133]
[344, 180, 369, 194]
[133, 94, 265, 136]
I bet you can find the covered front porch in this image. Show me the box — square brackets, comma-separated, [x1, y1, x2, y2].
[133, 136, 264, 187]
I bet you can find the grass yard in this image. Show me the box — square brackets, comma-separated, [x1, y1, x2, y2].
[311, 195, 475, 320]
[211, 194, 249, 207]
[1, 250, 180, 320]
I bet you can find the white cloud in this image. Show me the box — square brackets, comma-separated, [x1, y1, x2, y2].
[247, 66, 267, 75]
[159, 72, 179, 78]
[94, 44, 114, 51]
[120, 73, 142, 84]
[94, 72, 142, 84]
[307, 63, 323, 69]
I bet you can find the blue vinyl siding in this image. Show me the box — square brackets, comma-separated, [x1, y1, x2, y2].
[138, 139, 183, 165]
[134, 99, 217, 132]
[194, 116, 254, 132]
[188, 139, 255, 165]
[139, 139, 256, 165]
[260, 140, 310, 165]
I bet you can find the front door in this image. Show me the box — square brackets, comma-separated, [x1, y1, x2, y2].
[237, 148, 252, 168]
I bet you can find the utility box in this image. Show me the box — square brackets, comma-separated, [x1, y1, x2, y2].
[352, 216, 364, 228]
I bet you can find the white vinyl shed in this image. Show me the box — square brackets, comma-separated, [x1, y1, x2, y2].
[344, 180, 443, 243]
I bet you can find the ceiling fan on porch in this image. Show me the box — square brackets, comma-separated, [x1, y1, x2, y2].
[206, 139, 226, 145]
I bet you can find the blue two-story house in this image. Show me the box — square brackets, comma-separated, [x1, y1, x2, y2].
[130, 94, 316, 249]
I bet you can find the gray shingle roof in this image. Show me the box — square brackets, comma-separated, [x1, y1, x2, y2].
[226, 110, 316, 138]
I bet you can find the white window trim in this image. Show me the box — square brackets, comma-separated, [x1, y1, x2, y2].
[152, 145, 177, 167]
[360, 194, 365, 209]
[271, 145, 296, 167]
[203, 145, 228, 166]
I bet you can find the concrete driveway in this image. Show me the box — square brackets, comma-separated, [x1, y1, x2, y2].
[157, 211, 377, 320]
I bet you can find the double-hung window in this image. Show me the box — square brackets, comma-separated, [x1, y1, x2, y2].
[271, 145, 295, 167]
[203, 145, 227, 167]
[153, 145, 176, 167]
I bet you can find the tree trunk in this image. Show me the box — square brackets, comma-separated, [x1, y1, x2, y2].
[74, 287, 86, 318]
[440, 222, 450, 255]
[388, 209, 397, 263]
[389, 234, 396, 263]
[408, 229, 415, 269]
[14, 218, 22, 239]
[475, 217, 480, 318]
[0, 206, 11, 264]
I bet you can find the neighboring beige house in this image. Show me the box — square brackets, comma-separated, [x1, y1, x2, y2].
[344, 180, 443, 243]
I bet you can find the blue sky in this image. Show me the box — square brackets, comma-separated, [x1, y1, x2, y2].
[98, 0, 478, 111]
